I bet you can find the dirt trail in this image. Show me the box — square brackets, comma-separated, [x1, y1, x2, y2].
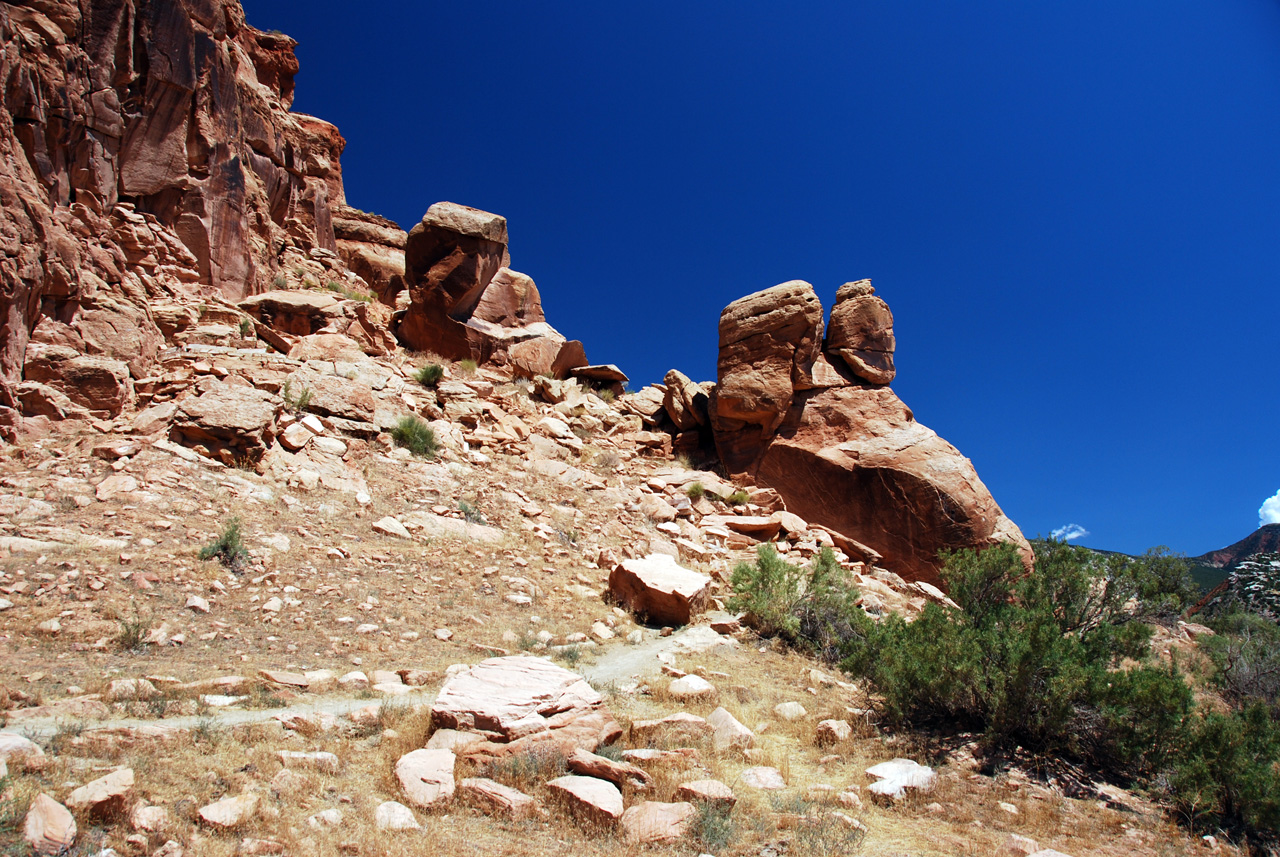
[8, 625, 734, 743]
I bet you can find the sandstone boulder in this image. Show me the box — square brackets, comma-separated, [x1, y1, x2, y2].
[374, 800, 420, 831]
[22, 345, 133, 418]
[457, 778, 540, 819]
[171, 383, 281, 463]
[239, 290, 340, 336]
[546, 775, 623, 827]
[706, 706, 755, 752]
[619, 801, 696, 844]
[23, 794, 75, 856]
[826, 280, 896, 384]
[663, 369, 709, 430]
[755, 385, 1030, 586]
[567, 748, 653, 790]
[430, 656, 621, 758]
[865, 758, 936, 801]
[66, 768, 134, 817]
[198, 793, 260, 828]
[676, 779, 737, 810]
[395, 748, 456, 809]
[608, 554, 712, 626]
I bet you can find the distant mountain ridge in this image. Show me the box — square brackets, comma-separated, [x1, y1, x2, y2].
[1192, 523, 1280, 569]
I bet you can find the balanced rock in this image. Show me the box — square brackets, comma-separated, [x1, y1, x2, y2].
[23, 794, 76, 856]
[567, 748, 653, 790]
[430, 656, 621, 758]
[395, 748, 456, 808]
[608, 554, 711, 626]
[546, 775, 623, 827]
[826, 280, 896, 384]
[619, 800, 696, 845]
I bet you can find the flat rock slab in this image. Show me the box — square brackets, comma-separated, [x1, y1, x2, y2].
[567, 748, 652, 790]
[668, 674, 716, 701]
[619, 800, 696, 844]
[24, 794, 76, 856]
[608, 554, 711, 626]
[396, 748, 456, 808]
[199, 792, 260, 828]
[431, 656, 611, 744]
[741, 766, 787, 790]
[707, 706, 754, 752]
[866, 758, 936, 800]
[676, 779, 737, 809]
[630, 712, 711, 746]
[457, 777, 540, 819]
[546, 775, 623, 827]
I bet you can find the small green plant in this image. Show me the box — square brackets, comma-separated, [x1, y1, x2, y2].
[414, 363, 445, 387]
[281, 378, 313, 414]
[48, 720, 87, 755]
[555, 645, 582, 667]
[458, 358, 478, 375]
[458, 500, 485, 524]
[199, 517, 249, 571]
[686, 482, 706, 500]
[238, 317, 254, 337]
[116, 605, 150, 653]
[390, 415, 439, 458]
[726, 489, 750, 505]
[194, 716, 223, 745]
[484, 744, 568, 791]
[272, 273, 288, 289]
[325, 280, 374, 302]
[598, 388, 616, 403]
[692, 802, 738, 852]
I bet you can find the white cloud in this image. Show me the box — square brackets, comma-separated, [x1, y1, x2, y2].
[1261, 490, 1280, 526]
[1051, 523, 1089, 542]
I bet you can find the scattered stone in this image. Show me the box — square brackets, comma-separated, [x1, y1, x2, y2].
[130, 804, 170, 832]
[546, 775, 623, 827]
[1005, 833, 1041, 856]
[23, 794, 76, 856]
[607, 554, 711, 626]
[619, 801, 696, 845]
[198, 792, 260, 828]
[307, 808, 343, 828]
[258, 669, 308, 688]
[66, 768, 134, 817]
[375, 801, 421, 831]
[676, 779, 737, 810]
[278, 751, 340, 774]
[706, 706, 755, 752]
[630, 712, 712, 745]
[372, 517, 412, 539]
[815, 719, 852, 746]
[773, 701, 807, 721]
[567, 748, 653, 790]
[668, 674, 716, 702]
[740, 767, 787, 790]
[0, 732, 45, 763]
[457, 778, 540, 820]
[107, 679, 158, 702]
[185, 595, 211, 613]
[395, 748, 456, 808]
[865, 758, 936, 801]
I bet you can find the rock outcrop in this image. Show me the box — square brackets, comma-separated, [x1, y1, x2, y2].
[398, 202, 586, 376]
[710, 280, 1028, 585]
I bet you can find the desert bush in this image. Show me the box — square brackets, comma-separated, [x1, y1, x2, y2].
[1162, 704, 1280, 840]
[414, 363, 444, 387]
[238, 317, 254, 337]
[458, 358, 478, 374]
[116, 606, 150, 653]
[691, 802, 738, 852]
[281, 378, 313, 414]
[726, 489, 749, 505]
[686, 482, 705, 500]
[1201, 610, 1280, 707]
[728, 545, 862, 661]
[198, 517, 249, 571]
[840, 541, 1194, 774]
[390, 415, 438, 458]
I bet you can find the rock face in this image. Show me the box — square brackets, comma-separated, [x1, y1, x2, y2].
[710, 280, 1029, 585]
[0, 0, 359, 406]
[607, 554, 712, 626]
[430, 656, 622, 759]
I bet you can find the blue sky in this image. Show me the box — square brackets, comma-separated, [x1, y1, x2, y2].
[245, 1, 1280, 557]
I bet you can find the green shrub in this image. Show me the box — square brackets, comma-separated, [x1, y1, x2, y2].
[1201, 611, 1280, 707]
[116, 606, 150, 652]
[458, 359, 478, 374]
[686, 482, 705, 500]
[281, 379, 313, 414]
[238, 317, 254, 337]
[199, 517, 249, 571]
[728, 545, 862, 661]
[726, 489, 749, 505]
[840, 541, 1194, 773]
[1163, 704, 1280, 838]
[414, 363, 444, 387]
[390, 415, 438, 458]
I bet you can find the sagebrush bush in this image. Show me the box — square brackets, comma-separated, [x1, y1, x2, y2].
[1202, 610, 1280, 707]
[840, 541, 1195, 773]
[199, 517, 249, 571]
[728, 545, 862, 661]
[413, 363, 444, 387]
[390, 415, 438, 458]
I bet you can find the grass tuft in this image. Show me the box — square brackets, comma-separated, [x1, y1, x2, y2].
[390, 415, 439, 458]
